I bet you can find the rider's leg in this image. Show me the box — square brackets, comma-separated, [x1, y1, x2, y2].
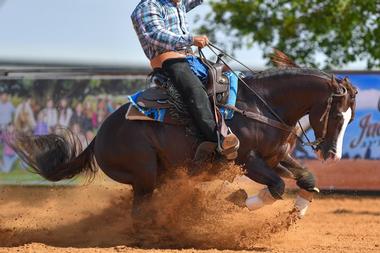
[244, 151, 285, 210]
[163, 58, 217, 142]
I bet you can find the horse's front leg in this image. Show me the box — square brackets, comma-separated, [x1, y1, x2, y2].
[242, 150, 286, 210]
[279, 153, 319, 218]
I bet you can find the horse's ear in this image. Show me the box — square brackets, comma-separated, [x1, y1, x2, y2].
[270, 48, 300, 68]
[342, 77, 350, 91]
[342, 76, 358, 96]
[330, 75, 339, 90]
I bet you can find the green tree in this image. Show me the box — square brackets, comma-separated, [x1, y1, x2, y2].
[200, 0, 380, 69]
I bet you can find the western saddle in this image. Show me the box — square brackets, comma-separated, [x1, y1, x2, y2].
[137, 57, 231, 110]
[129, 54, 239, 160]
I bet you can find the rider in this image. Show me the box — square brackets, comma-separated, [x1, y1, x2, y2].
[131, 0, 239, 160]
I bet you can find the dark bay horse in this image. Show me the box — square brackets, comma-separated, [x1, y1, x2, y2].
[11, 67, 357, 216]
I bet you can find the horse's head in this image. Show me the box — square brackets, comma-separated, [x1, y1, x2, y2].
[309, 76, 358, 161]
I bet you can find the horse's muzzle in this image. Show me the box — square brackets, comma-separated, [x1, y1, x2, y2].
[315, 145, 340, 161]
[327, 149, 340, 161]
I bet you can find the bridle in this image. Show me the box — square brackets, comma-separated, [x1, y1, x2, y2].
[204, 43, 350, 151]
[299, 86, 348, 150]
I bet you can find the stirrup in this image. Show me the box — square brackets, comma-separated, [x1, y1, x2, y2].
[217, 128, 240, 160]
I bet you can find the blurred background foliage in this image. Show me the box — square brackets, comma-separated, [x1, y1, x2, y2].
[0, 78, 145, 106]
[200, 0, 380, 69]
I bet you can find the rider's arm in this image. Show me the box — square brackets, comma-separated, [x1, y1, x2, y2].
[131, 2, 193, 52]
[183, 0, 203, 12]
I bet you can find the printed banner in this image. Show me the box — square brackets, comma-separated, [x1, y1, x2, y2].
[343, 74, 380, 160]
[295, 73, 380, 160]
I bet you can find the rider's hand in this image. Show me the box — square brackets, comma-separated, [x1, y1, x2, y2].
[193, 35, 209, 48]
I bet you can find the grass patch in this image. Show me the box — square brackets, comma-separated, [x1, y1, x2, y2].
[0, 165, 43, 182]
[0, 155, 78, 185]
[0, 159, 45, 184]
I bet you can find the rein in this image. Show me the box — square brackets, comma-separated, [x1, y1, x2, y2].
[221, 104, 294, 133]
[203, 44, 306, 143]
[204, 43, 347, 150]
[205, 44, 288, 126]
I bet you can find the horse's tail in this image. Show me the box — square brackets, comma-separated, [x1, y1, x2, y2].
[10, 130, 98, 182]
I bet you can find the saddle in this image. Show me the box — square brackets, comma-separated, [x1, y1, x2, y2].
[135, 60, 230, 113]
[126, 55, 240, 161]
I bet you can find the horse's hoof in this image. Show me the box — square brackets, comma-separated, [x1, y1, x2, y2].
[226, 189, 248, 208]
[312, 187, 320, 193]
[193, 141, 217, 163]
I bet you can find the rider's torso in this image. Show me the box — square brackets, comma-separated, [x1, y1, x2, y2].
[131, 0, 193, 60]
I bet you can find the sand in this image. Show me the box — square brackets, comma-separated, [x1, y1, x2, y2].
[0, 166, 379, 253]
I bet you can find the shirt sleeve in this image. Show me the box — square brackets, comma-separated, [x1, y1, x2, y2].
[131, 2, 193, 52]
[183, 0, 203, 12]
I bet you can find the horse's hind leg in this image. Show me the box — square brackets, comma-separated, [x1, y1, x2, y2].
[130, 152, 158, 222]
[132, 180, 155, 214]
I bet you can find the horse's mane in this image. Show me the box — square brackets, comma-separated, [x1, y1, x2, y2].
[270, 49, 300, 68]
[252, 49, 358, 97]
[238, 49, 331, 81]
[249, 67, 331, 81]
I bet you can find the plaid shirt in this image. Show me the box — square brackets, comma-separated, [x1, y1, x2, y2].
[131, 0, 203, 60]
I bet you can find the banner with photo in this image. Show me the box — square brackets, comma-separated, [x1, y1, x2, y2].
[0, 77, 145, 184]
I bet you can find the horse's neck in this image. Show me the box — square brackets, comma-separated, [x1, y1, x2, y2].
[244, 75, 330, 126]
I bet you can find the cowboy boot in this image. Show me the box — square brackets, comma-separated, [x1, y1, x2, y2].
[193, 130, 240, 162]
[218, 131, 240, 160]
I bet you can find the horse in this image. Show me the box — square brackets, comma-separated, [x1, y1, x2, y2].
[10, 66, 358, 218]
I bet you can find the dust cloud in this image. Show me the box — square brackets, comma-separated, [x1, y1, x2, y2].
[0, 163, 297, 250]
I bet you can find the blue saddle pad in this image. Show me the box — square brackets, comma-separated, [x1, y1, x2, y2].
[128, 91, 167, 122]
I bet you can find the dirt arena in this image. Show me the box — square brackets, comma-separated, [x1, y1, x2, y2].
[0, 165, 379, 253]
